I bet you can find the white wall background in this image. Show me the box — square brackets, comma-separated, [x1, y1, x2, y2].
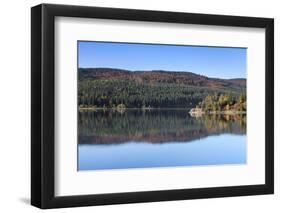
[0, 0, 279, 212]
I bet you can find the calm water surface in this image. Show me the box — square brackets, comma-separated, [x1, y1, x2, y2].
[78, 109, 246, 171]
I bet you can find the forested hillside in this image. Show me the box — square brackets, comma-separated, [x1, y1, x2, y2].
[78, 68, 246, 109]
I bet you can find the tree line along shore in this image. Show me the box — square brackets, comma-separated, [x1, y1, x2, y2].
[189, 92, 246, 115]
[78, 68, 246, 114]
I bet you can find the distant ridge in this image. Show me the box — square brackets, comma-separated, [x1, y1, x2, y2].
[79, 67, 246, 89]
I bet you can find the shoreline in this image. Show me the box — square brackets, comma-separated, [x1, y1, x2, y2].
[78, 107, 190, 111]
[189, 108, 246, 116]
[78, 107, 246, 114]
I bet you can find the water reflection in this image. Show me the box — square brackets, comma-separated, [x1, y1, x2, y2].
[78, 109, 246, 145]
[78, 109, 246, 170]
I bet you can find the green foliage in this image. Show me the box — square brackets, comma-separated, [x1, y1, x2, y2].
[78, 79, 245, 108]
[199, 92, 246, 112]
[78, 68, 246, 109]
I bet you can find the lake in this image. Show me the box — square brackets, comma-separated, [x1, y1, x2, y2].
[78, 109, 246, 171]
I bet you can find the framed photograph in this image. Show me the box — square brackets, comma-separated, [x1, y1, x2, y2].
[31, 4, 274, 209]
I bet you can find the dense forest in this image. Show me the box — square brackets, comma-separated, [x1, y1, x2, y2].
[78, 68, 246, 109]
[195, 92, 246, 113]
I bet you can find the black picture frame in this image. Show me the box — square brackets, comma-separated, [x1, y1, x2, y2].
[31, 3, 274, 209]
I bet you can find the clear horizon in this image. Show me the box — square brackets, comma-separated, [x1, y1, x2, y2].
[78, 41, 247, 79]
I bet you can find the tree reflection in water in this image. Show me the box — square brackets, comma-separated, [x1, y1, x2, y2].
[78, 109, 246, 145]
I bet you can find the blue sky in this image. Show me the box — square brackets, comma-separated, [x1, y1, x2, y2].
[78, 41, 246, 79]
